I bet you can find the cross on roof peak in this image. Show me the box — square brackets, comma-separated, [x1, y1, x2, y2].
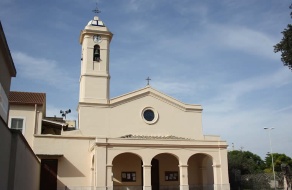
[146, 77, 151, 85]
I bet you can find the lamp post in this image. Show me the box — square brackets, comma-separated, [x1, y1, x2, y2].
[264, 127, 276, 189]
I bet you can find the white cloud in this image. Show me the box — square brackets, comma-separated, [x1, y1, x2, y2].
[205, 68, 292, 113]
[203, 102, 292, 158]
[126, 0, 157, 12]
[152, 81, 193, 95]
[12, 51, 76, 91]
[224, 28, 276, 58]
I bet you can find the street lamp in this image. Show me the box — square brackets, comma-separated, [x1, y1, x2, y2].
[264, 127, 276, 189]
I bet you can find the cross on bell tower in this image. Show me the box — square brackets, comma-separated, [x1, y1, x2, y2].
[92, 3, 101, 15]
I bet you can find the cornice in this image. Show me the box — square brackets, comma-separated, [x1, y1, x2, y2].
[93, 137, 228, 150]
[34, 134, 95, 140]
[110, 86, 202, 112]
[94, 142, 228, 149]
[79, 29, 113, 44]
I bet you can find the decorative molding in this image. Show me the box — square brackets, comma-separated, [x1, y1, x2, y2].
[110, 86, 202, 112]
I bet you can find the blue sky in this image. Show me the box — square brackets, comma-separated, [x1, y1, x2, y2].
[1, 0, 292, 159]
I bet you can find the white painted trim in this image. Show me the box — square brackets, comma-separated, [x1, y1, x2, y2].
[141, 107, 159, 125]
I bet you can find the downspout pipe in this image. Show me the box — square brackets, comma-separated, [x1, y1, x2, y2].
[33, 104, 38, 134]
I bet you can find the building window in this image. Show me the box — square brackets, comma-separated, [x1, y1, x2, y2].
[144, 109, 154, 121]
[93, 45, 100, 61]
[10, 118, 25, 133]
[141, 107, 159, 124]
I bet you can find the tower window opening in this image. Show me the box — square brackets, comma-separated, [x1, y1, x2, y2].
[93, 45, 100, 61]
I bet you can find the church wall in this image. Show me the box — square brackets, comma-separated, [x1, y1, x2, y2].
[79, 105, 110, 137]
[79, 96, 203, 139]
[81, 76, 108, 101]
[33, 136, 94, 188]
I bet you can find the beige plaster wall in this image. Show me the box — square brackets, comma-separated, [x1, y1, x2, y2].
[11, 131, 40, 190]
[0, 128, 40, 190]
[33, 136, 94, 188]
[79, 95, 203, 139]
[9, 104, 43, 147]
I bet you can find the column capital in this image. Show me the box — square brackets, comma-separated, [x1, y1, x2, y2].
[178, 164, 188, 167]
[212, 164, 221, 168]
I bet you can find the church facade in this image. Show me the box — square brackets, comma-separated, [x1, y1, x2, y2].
[10, 15, 230, 190]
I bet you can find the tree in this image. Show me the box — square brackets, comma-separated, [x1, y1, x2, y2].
[228, 150, 265, 175]
[264, 153, 292, 173]
[274, 4, 292, 71]
[274, 25, 292, 70]
[228, 150, 266, 189]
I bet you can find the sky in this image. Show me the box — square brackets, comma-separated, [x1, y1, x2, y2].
[1, 0, 292, 159]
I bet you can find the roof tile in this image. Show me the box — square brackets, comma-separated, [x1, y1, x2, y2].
[9, 91, 46, 105]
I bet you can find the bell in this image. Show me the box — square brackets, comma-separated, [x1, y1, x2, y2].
[94, 49, 99, 55]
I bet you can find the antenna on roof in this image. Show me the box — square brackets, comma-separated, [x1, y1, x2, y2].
[60, 109, 71, 120]
[92, 2, 101, 15]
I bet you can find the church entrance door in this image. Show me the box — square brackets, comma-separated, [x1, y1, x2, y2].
[40, 159, 58, 190]
[151, 159, 160, 190]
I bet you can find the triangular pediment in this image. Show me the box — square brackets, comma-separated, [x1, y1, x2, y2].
[110, 85, 202, 112]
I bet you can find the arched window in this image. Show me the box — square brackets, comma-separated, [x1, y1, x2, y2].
[93, 45, 100, 61]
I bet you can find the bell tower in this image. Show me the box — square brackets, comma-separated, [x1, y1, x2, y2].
[79, 14, 113, 104]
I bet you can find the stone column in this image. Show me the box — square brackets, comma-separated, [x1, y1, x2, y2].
[95, 139, 108, 190]
[179, 164, 189, 190]
[212, 164, 219, 190]
[143, 165, 152, 190]
[106, 164, 113, 190]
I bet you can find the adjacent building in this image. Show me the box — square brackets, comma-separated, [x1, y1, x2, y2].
[0, 21, 40, 190]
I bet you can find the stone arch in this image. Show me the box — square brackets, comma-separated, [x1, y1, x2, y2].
[151, 153, 180, 190]
[187, 153, 214, 190]
[112, 152, 143, 190]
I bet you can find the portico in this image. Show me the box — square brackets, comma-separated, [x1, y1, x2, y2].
[91, 137, 229, 190]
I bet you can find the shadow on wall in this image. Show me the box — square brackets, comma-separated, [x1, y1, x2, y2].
[57, 177, 66, 190]
[58, 157, 85, 177]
